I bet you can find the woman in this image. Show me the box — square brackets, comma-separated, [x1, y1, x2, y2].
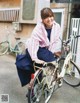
[16, 7, 62, 86]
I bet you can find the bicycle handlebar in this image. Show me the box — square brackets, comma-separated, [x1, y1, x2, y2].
[60, 35, 80, 46]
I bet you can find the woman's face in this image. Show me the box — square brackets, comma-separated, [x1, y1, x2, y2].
[42, 16, 54, 28]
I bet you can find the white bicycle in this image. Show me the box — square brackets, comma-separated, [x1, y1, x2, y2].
[27, 35, 80, 103]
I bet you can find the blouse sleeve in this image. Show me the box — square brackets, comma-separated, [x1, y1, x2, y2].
[26, 37, 39, 60]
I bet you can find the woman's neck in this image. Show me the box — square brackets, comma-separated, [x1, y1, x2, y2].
[45, 24, 53, 29]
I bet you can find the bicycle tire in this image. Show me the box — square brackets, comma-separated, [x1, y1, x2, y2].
[28, 65, 57, 103]
[28, 69, 45, 103]
[44, 64, 59, 103]
[43, 64, 57, 103]
[59, 58, 80, 87]
[0, 41, 8, 56]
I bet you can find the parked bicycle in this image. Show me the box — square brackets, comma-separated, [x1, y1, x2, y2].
[27, 35, 80, 103]
[59, 35, 80, 87]
[0, 28, 25, 56]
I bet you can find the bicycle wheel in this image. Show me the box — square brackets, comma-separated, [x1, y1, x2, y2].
[43, 64, 58, 103]
[59, 58, 80, 87]
[28, 65, 57, 103]
[15, 42, 25, 55]
[28, 69, 45, 103]
[0, 41, 8, 56]
[64, 60, 80, 87]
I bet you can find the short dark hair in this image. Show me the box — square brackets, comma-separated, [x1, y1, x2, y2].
[41, 7, 54, 19]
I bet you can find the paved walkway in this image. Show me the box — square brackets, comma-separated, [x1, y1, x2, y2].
[0, 55, 80, 103]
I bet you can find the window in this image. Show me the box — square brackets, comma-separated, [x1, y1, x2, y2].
[20, 0, 37, 23]
[52, 8, 65, 35]
[50, 0, 80, 3]
[20, 0, 50, 24]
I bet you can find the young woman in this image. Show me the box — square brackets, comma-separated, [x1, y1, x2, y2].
[16, 7, 62, 86]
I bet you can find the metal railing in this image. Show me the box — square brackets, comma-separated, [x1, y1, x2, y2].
[70, 18, 80, 66]
[0, 8, 20, 22]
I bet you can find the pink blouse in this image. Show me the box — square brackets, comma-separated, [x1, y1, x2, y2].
[25, 21, 62, 60]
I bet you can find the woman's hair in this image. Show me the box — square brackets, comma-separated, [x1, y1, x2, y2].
[41, 7, 54, 19]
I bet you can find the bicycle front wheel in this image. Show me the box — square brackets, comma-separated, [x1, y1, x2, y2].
[64, 60, 80, 87]
[0, 41, 8, 56]
[28, 69, 45, 103]
[28, 65, 57, 103]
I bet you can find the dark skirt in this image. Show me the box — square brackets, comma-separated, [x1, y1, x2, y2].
[15, 47, 57, 86]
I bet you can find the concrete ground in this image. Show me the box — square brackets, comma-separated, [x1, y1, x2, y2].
[0, 55, 80, 103]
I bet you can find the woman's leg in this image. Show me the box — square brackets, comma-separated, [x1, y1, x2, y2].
[37, 47, 57, 62]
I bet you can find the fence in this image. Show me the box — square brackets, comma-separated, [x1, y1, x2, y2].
[70, 18, 80, 66]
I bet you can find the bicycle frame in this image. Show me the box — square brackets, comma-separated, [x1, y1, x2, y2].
[59, 51, 72, 77]
[8, 38, 21, 53]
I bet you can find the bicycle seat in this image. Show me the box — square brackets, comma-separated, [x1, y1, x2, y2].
[15, 37, 21, 40]
[46, 61, 57, 66]
[34, 62, 43, 67]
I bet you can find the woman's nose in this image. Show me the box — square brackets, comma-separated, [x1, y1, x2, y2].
[47, 17, 51, 21]
[48, 17, 51, 20]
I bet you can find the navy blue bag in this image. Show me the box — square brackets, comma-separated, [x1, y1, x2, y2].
[15, 50, 34, 86]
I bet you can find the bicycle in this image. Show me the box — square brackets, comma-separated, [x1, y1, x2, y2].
[27, 35, 80, 103]
[0, 28, 25, 56]
[59, 35, 80, 87]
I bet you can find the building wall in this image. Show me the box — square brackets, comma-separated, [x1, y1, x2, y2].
[0, 0, 35, 43]
[0, 1, 69, 43]
[0, 22, 35, 42]
[0, 0, 20, 8]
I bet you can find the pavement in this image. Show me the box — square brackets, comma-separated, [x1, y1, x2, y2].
[0, 55, 80, 103]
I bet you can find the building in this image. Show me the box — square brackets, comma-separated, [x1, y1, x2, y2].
[0, 0, 68, 39]
[0, 0, 80, 65]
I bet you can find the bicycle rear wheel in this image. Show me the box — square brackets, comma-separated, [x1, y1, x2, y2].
[59, 58, 80, 87]
[0, 41, 8, 56]
[64, 60, 80, 87]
